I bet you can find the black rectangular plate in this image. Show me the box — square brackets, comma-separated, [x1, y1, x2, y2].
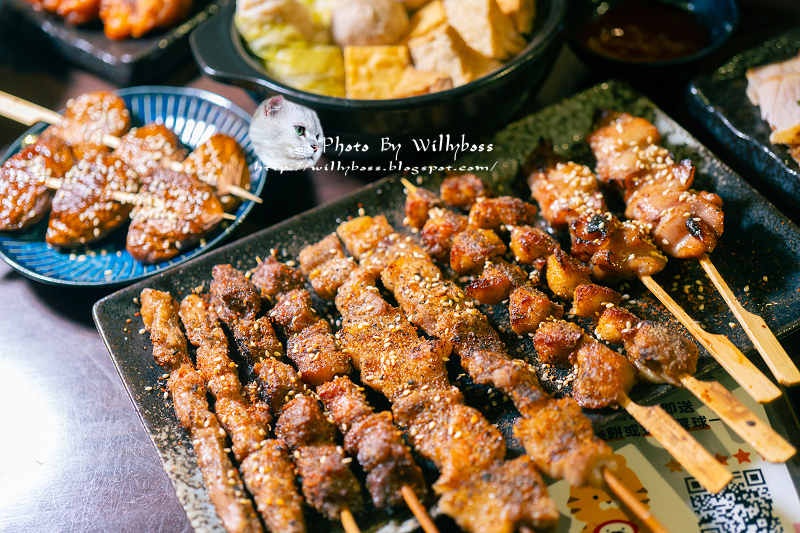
[1, 0, 227, 85]
[687, 27, 800, 211]
[94, 80, 800, 532]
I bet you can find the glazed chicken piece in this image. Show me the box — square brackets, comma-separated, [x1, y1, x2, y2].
[467, 196, 538, 232]
[524, 144, 605, 230]
[587, 111, 661, 189]
[46, 92, 130, 159]
[595, 306, 640, 345]
[181, 134, 251, 213]
[0, 135, 74, 231]
[570, 211, 668, 279]
[100, 0, 193, 39]
[465, 259, 528, 305]
[508, 285, 563, 335]
[533, 319, 584, 366]
[114, 123, 186, 177]
[126, 169, 223, 263]
[46, 153, 137, 247]
[420, 207, 468, 261]
[404, 183, 442, 228]
[26, 0, 101, 25]
[439, 173, 492, 208]
[450, 226, 507, 274]
[571, 283, 622, 319]
[545, 248, 591, 300]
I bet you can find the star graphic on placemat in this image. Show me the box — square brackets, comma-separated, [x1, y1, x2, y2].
[715, 453, 729, 465]
[733, 449, 751, 464]
[665, 459, 683, 473]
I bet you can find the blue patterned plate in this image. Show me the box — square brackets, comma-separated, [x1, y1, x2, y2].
[0, 86, 266, 287]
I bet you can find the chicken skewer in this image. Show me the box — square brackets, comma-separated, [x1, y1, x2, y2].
[0, 90, 261, 204]
[523, 150, 784, 404]
[294, 238, 559, 533]
[139, 289, 263, 533]
[587, 111, 800, 388]
[210, 262, 438, 533]
[199, 266, 365, 533]
[178, 294, 307, 533]
[406, 176, 794, 464]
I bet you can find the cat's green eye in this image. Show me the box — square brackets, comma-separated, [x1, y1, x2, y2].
[295, 126, 305, 136]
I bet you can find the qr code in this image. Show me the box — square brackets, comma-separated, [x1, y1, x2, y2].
[686, 470, 783, 533]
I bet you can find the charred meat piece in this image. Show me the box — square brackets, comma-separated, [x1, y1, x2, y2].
[210, 264, 262, 323]
[140, 289, 263, 533]
[309, 256, 357, 301]
[465, 259, 528, 305]
[100, 0, 193, 39]
[526, 156, 605, 230]
[509, 225, 558, 264]
[251, 255, 305, 302]
[533, 319, 584, 366]
[0, 135, 74, 231]
[571, 284, 622, 319]
[440, 173, 492, 208]
[114, 123, 185, 177]
[420, 207, 468, 261]
[286, 320, 353, 388]
[47, 92, 130, 159]
[508, 285, 563, 335]
[515, 397, 617, 487]
[275, 394, 337, 448]
[438, 456, 559, 533]
[404, 184, 441, 228]
[467, 196, 537, 231]
[623, 321, 698, 386]
[545, 248, 591, 300]
[298, 233, 344, 276]
[46, 153, 136, 247]
[181, 134, 251, 213]
[318, 376, 428, 509]
[337, 214, 394, 260]
[450, 227, 507, 274]
[269, 289, 320, 337]
[572, 338, 636, 410]
[126, 169, 223, 264]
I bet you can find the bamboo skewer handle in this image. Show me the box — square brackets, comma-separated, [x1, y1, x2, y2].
[680, 375, 796, 463]
[603, 470, 671, 533]
[620, 394, 732, 493]
[340, 507, 361, 533]
[699, 255, 800, 387]
[640, 275, 781, 403]
[401, 486, 440, 533]
[0, 91, 63, 126]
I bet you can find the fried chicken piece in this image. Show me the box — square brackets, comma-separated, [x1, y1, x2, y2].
[587, 111, 661, 189]
[0, 135, 74, 231]
[251, 255, 305, 302]
[100, 0, 193, 39]
[420, 207, 468, 261]
[571, 283, 622, 319]
[623, 321, 698, 386]
[438, 456, 559, 533]
[181, 134, 251, 213]
[545, 248, 591, 300]
[46, 153, 136, 247]
[533, 319, 584, 366]
[440, 173, 492, 208]
[126, 169, 223, 264]
[509, 225, 558, 264]
[595, 306, 640, 345]
[47, 92, 130, 159]
[114, 123, 185, 177]
[405, 184, 442, 228]
[318, 376, 428, 509]
[572, 338, 636, 410]
[508, 285, 563, 335]
[466, 259, 528, 305]
[467, 196, 537, 231]
[450, 227, 507, 274]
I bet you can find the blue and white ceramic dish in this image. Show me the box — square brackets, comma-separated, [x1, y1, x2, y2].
[0, 86, 266, 287]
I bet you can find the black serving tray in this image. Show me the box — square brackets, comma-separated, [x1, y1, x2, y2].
[687, 27, 800, 212]
[94, 80, 800, 532]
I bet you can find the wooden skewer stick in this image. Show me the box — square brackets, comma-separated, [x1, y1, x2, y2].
[602, 470, 671, 533]
[699, 254, 800, 387]
[401, 485, 440, 533]
[641, 275, 781, 404]
[680, 375, 795, 462]
[619, 393, 732, 493]
[0, 91, 261, 204]
[340, 507, 361, 533]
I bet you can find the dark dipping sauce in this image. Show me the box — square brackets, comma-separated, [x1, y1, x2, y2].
[578, 0, 710, 62]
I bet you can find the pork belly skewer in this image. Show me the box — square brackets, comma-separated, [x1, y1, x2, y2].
[295, 238, 558, 533]
[524, 150, 784, 403]
[139, 289, 263, 533]
[202, 266, 365, 533]
[413, 175, 793, 463]
[588, 111, 800, 388]
[0, 91, 261, 204]
[178, 294, 307, 533]
[211, 263, 437, 533]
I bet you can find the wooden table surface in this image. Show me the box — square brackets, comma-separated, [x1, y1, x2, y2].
[1, 1, 799, 531]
